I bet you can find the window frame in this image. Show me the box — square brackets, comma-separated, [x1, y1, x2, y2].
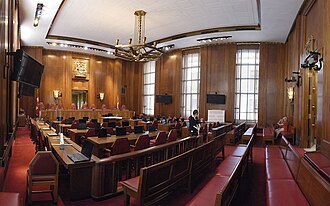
[142, 61, 156, 115]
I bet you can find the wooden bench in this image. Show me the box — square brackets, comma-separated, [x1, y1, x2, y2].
[265, 137, 330, 206]
[121, 138, 218, 206]
[241, 123, 256, 144]
[304, 139, 330, 182]
[263, 126, 274, 145]
[187, 135, 254, 206]
[225, 122, 245, 145]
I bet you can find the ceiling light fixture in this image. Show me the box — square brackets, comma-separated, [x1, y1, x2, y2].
[197, 35, 232, 44]
[33, 3, 44, 27]
[47, 42, 115, 55]
[115, 10, 163, 62]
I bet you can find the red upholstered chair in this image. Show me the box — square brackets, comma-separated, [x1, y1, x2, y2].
[131, 135, 150, 151]
[71, 103, 77, 110]
[70, 123, 77, 129]
[167, 129, 177, 142]
[0, 192, 21, 206]
[87, 121, 94, 128]
[106, 127, 115, 135]
[90, 104, 96, 109]
[151, 120, 158, 129]
[182, 121, 187, 127]
[174, 122, 182, 137]
[101, 122, 108, 127]
[27, 151, 59, 204]
[101, 103, 107, 110]
[150, 131, 167, 146]
[125, 126, 132, 133]
[111, 138, 131, 155]
[82, 104, 88, 109]
[80, 129, 95, 145]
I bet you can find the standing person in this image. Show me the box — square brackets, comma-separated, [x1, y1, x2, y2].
[189, 110, 200, 136]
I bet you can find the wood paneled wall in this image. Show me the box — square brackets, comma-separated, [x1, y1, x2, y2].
[284, 0, 330, 144]
[21, 48, 140, 116]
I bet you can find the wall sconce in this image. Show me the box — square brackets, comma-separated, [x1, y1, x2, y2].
[53, 90, 62, 99]
[287, 87, 294, 102]
[97, 92, 105, 101]
[33, 3, 44, 27]
[285, 71, 301, 87]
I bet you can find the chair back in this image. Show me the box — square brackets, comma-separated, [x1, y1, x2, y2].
[134, 135, 150, 151]
[111, 138, 131, 155]
[152, 120, 158, 128]
[182, 121, 187, 127]
[70, 124, 77, 129]
[154, 131, 167, 145]
[85, 129, 95, 137]
[167, 129, 177, 142]
[29, 151, 59, 176]
[106, 127, 115, 135]
[125, 126, 132, 133]
[101, 122, 108, 127]
[87, 122, 94, 128]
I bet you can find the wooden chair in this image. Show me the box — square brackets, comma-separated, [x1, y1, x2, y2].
[150, 131, 167, 146]
[167, 129, 177, 142]
[27, 151, 59, 204]
[131, 135, 150, 151]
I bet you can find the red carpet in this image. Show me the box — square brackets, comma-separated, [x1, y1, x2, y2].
[3, 127, 266, 206]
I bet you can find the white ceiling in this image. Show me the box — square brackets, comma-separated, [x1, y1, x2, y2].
[19, 0, 304, 58]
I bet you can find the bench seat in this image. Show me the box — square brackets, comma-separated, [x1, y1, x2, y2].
[121, 176, 139, 193]
[266, 159, 293, 180]
[305, 152, 330, 182]
[186, 176, 229, 206]
[0, 192, 21, 206]
[216, 156, 241, 177]
[266, 180, 309, 206]
[231, 147, 247, 157]
[265, 147, 283, 159]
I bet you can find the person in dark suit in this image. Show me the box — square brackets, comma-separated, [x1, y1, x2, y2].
[189, 110, 200, 136]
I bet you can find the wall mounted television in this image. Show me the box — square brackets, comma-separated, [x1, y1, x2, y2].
[207, 94, 226, 104]
[156, 95, 172, 104]
[18, 83, 35, 98]
[12, 49, 44, 88]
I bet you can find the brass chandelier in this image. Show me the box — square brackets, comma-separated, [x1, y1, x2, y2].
[115, 10, 163, 62]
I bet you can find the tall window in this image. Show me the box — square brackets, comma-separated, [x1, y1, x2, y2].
[181, 52, 200, 117]
[143, 61, 156, 115]
[235, 48, 259, 122]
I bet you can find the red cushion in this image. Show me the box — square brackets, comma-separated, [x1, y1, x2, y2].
[0, 192, 21, 206]
[186, 176, 229, 206]
[281, 131, 293, 138]
[266, 159, 293, 180]
[121, 176, 140, 191]
[305, 153, 330, 168]
[319, 167, 330, 182]
[292, 146, 305, 157]
[266, 180, 309, 206]
[216, 156, 241, 176]
[231, 147, 247, 157]
[266, 147, 283, 159]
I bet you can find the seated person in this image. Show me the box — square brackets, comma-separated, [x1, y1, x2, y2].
[275, 116, 288, 138]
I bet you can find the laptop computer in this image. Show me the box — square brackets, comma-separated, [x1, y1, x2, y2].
[134, 125, 144, 134]
[116, 127, 127, 136]
[94, 122, 101, 130]
[64, 119, 73, 124]
[148, 125, 157, 132]
[98, 128, 107, 138]
[67, 141, 94, 163]
[122, 121, 129, 127]
[77, 123, 87, 130]
[108, 122, 117, 128]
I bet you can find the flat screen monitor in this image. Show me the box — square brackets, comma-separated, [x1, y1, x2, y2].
[12, 49, 44, 88]
[207, 94, 226, 104]
[18, 83, 35, 97]
[156, 95, 172, 104]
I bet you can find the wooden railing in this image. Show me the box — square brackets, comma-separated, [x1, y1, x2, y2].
[91, 136, 200, 199]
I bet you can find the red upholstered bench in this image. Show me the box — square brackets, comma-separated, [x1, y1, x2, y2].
[305, 152, 330, 181]
[0, 192, 21, 206]
[265, 147, 284, 159]
[186, 175, 229, 206]
[280, 125, 295, 143]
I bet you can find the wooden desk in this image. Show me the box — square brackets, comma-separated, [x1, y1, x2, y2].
[58, 124, 72, 134]
[88, 131, 160, 158]
[263, 127, 274, 145]
[138, 121, 152, 130]
[67, 129, 89, 144]
[157, 123, 174, 133]
[40, 128, 97, 200]
[128, 119, 141, 127]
